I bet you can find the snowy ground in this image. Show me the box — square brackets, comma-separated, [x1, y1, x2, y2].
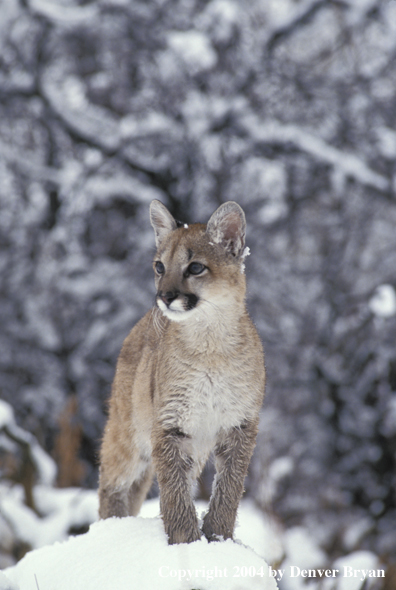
[0, 398, 281, 590]
[0, 486, 384, 590]
[0, 494, 281, 590]
[0, 400, 386, 590]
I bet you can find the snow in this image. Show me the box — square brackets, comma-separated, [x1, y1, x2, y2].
[284, 527, 327, 571]
[265, 0, 322, 32]
[241, 116, 390, 192]
[1, 0, 396, 583]
[66, 175, 165, 216]
[0, 141, 62, 186]
[321, 551, 380, 590]
[0, 484, 98, 549]
[0, 458, 387, 590]
[280, 526, 327, 590]
[120, 112, 179, 140]
[24, 298, 60, 350]
[42, 70, 121, 152]
[0, 402, 14, 431]
[140, 498, 284, 567]
[345, 0, 378, 19]
[29, 0, 99, 26]
[258, 202, 288, 225]
[279, 527, 327, 590]
[0, 432, 283, 590]
[260, 456, 294, 504]
[3, 498, 279, 590]
[375, 126, 396, 159]
[238, 158, 287, 215]
[343, 518, 374, 551]
[199, 0, 239, 43]
[168, 30, 218, 73]
[28, 445, 57, 487]
[232, 500, 283, 566]
[0, 401, 56, 486]
[369, 284, 396, 318]
[240, 246, 251, 274]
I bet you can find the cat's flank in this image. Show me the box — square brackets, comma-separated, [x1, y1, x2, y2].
[99, 200, 265, 544]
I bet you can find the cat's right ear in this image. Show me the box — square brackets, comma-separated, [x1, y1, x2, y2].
[150, 200, 178, 248]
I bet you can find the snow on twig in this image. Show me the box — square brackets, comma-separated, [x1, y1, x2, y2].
[28, 0, 99, 26]
[266, 0, 328, 47]
[266, 0, 380, 48]
[41, 72, 121, 153]
[0, 142, 62, 185]
[241, 116, 390, 192]
[0, 401, 57, 487]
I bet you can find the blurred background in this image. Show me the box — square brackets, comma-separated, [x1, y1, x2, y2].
[0, 0, 396, 584]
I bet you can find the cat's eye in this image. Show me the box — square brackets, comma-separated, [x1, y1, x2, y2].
[188, 262, 205, 275]
[155, 261, 165, 274]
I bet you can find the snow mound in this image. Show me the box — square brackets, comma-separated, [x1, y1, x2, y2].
[3, 515, 278, 590]
[140, 497, 284, 566]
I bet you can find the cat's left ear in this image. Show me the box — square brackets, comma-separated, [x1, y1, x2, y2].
[206, 201, 246, 257]
[150, 200, 178, 248]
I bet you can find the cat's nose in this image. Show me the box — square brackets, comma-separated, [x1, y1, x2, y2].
[159, 291, 178, 306]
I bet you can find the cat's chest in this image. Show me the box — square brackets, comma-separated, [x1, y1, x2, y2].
[160, 368, 246, 437]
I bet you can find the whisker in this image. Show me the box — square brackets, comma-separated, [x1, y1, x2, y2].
[151, 306, 166, 338]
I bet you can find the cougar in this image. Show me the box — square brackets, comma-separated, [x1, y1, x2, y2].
[99, 200, 265, 544]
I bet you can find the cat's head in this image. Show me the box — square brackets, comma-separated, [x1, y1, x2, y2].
[150, 200, 248, 323]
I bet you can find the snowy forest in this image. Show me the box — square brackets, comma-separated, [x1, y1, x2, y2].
[1, 0, 396, 584]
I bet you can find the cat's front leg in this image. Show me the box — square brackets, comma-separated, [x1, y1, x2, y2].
[152, 427, 201, 544]
[202, 421, 258, 542]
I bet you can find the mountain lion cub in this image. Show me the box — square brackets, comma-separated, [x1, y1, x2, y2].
[99, 200, 265, 544]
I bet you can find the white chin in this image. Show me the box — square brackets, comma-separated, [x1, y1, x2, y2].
[157, 300, 198, 322]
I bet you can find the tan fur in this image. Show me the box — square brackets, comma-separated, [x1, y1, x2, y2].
[99, 200, 265, 544]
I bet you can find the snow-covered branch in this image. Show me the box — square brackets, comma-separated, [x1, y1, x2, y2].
[41, 72, 121, 153]
[266, 0, 381, 49]
[266, 0, 330, 49]
[241, 116, 390, 192]
[0, 401, 57, 488]
[27, 0, 99, 26]
[0, 142, 62, 185]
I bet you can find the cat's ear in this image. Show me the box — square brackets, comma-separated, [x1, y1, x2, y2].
[150, 200, 178, 248]
[206, 202, 246, 257]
